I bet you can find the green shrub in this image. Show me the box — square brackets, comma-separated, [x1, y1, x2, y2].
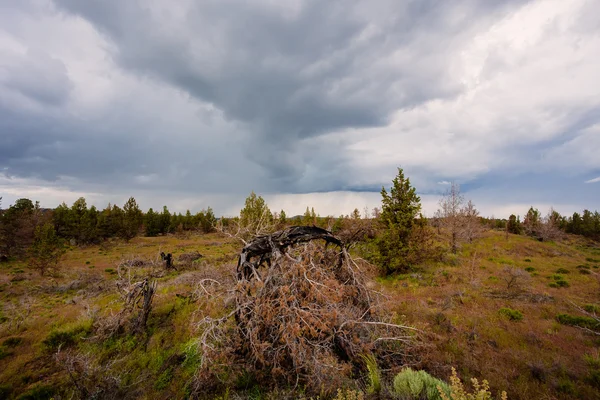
[0, 384, 12, 399]
[392, 368, 450, 400]
[556, 268, 570, 274]
[524, 267, 535, 272]
[548, 275, 569, 287]
[0, 346, 12, 360]
[42, 319, 93, 351]
[577, 264, 591, 270]
[16, 384, 55, 400]
[154, 367, 174, 390]
[556, 314, 600, 330]
[104, 268, 117, 274]
[524, 258, 532, 262]
[583, 304, 600, 314]
[555, 279, 569, 287]
[2, 337, 22, 347]
[499, 308, 523, 321]
[579, 269, 592, 275]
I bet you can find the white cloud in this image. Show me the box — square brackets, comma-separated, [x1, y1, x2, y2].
[585, 177, 600, 184]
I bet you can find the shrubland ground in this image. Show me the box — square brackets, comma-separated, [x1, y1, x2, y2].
[1, 229, 599, 399]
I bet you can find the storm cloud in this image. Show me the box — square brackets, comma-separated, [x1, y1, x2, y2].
[0, 0, 598, 216]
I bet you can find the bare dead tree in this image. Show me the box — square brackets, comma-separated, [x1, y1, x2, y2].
[437, 182, 465, 254]
[462, 200, 484, 243]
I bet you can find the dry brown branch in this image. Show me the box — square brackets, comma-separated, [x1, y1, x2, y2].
[194, 226, 418, 395]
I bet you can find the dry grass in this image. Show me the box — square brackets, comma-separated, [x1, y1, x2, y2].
[0, 230, 599, 399]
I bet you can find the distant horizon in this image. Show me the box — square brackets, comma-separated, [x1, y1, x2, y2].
[0, 188, 591, 221]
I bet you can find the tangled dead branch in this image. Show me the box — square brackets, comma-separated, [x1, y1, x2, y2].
[196, 226, 417, 394]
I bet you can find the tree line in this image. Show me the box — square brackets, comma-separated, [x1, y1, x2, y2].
[0, 173, 598, 276]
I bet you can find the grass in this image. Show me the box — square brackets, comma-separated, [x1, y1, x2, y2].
[0, 230, 599, 399]
[498, 308, 524, 321]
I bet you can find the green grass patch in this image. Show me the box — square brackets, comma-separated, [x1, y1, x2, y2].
[42, 319, 93, 351]
[525, 266, 536, 272]
[15, 384, 55, 400]
[556, 268, 570, 274]
[499, 307, 524, 321]
[524, 258, 532, 262]
[104, 268, 117, 275]
[0, 346, 13, 360]
[556, 314, 600, 330]
[583, 304, 600, 314]
[2, 337, 22, 347]
[154, 367, 174, 390]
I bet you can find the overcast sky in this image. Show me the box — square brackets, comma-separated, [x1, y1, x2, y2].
[0, 0, 598, 217]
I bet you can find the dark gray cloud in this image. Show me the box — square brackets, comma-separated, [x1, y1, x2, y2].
[52, 0, 526, 182]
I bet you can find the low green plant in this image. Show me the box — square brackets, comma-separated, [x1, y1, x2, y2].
[154, 367, 174, 390]
[556, 313, 599, 330]
[555, 268, 570, 274]
[499, 308, 523, 321]
[0, 346, 12, 360]
[331, 389, 364, 400]
[524, 267, 535, 272]
[393, 368, 450, 400]
[104, 268, 117, 275]
[42, 319, 93, 351]
[583, 304, 599, 314]
[524, 258, 532, 262]
[15, 384, 55, 400]
[361, 354, 381, 394]
[2, 337, 22, 347]
[439, 367, 507, 400]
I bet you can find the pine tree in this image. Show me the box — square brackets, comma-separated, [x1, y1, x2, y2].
[279, 210, 287, 225]
[122, 197, 143, 241]
[145, 208, 160, 236]
[28, 222, 66, 276]
[375, 168, 423, 275]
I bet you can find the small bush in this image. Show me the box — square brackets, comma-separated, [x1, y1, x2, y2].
[332, 389, 364, 400]
[104, 268, 117, 275]
[583, 304, 599, 313]
[2, 337, 22, 347]
[439, 367, 507, 400]
[524, 267, 535, 272]
[499, 308, 523, 321]
[556, 314, 600, 330]
[15, 384, 55, 400]
[393, 368, 450, 400]
[586, 257, 600, 263]
[555, 279, 569, 288]
[556, 268, 570, 274]
[0, 346, 12, 360]
[524, 258, 532, 262]
[577, 264, 591, 270]
[42, 319, 92, 351]
[579, 269, 592, 275]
